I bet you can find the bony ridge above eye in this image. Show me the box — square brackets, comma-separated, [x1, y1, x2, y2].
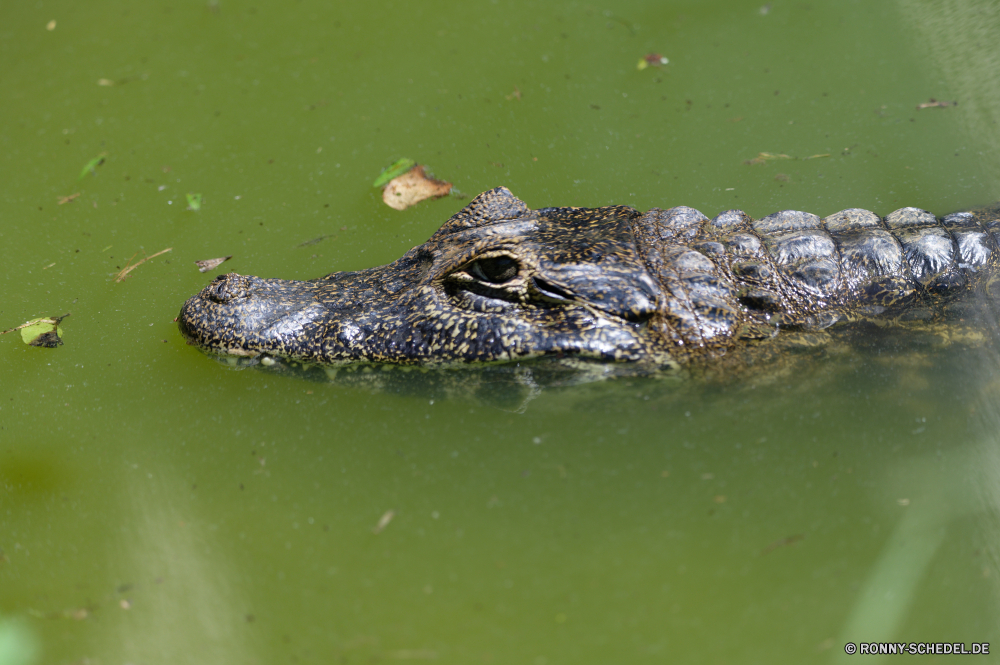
[468, 255, 520, 284]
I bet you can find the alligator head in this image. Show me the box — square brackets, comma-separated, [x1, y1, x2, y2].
[178, 187, 714, 368]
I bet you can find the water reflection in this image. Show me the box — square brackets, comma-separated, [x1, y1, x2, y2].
[829, 2, 1000, 659]
[215, 354, 673, 412]
[829, 307, 1000, 660]
[105, 465, 257, 664]
[6, 0, 1000, 661]
[834, 453, 977, 662]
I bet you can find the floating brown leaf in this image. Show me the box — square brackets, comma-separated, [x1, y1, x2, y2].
[195, 255, 233, 273]
[917, 98, 957, 110]
[382, 165, 452, 211]
[744, 151, 826, 166]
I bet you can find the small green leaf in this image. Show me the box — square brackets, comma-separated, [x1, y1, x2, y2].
[2, 314, 69, 348]
[78, 152, 108, 180]
[19, 319, 63, 347]
[186, 192, 203, 211]
[372, 158, 415, 188]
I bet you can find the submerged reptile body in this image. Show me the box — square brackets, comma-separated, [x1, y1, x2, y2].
[178, 187, 1000, 368]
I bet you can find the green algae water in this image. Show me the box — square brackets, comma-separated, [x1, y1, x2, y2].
[3, 1, 1000, 663]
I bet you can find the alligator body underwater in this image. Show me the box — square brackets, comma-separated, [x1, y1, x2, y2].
[178, 187, 1000, 372]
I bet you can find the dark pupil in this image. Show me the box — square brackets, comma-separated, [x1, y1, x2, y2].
[474, 256, 518, 283]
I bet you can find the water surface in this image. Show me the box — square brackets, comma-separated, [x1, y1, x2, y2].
[3, 1, 1000, 663]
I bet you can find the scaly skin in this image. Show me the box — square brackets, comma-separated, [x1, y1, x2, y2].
[178, 187, 1000, 368]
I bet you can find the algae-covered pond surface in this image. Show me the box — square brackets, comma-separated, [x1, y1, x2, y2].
[3, 1, 1000, 663]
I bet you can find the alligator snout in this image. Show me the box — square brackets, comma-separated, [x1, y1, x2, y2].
[179, 271, 334, 359]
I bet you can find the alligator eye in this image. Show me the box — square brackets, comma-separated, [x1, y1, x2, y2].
[468, 256, 520, 284]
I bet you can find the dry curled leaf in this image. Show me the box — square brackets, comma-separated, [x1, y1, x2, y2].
[195, 256, 232, 272]
[917, 98, 957, 109]
[382, 165, 452, 211]
[744, 152, 791, 165]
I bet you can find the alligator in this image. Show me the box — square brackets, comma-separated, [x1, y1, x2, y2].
[178, 187, 1000, 375]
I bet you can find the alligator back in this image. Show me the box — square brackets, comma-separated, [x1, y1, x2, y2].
[629, 203, 1000, 357]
